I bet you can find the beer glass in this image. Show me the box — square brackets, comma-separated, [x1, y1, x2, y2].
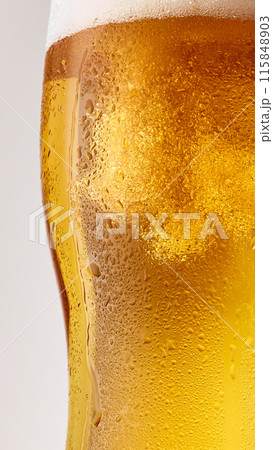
[41, 0, 255, 448]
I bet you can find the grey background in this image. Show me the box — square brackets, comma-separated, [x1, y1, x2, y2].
[0, 1, 68, 448]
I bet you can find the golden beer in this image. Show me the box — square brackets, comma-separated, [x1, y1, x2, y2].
[41, 10, 254, 450]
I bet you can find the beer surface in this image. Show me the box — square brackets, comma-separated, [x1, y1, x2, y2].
[47, 0, 254, 48]
[41, 16, 254, 449]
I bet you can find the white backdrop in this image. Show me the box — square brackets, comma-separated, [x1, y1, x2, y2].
[0, 1, 67, 449]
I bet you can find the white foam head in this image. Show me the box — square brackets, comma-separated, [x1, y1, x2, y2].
[47, 0, 254, 49]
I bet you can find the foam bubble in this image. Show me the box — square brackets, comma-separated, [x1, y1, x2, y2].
[47, 0, 254, 49]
